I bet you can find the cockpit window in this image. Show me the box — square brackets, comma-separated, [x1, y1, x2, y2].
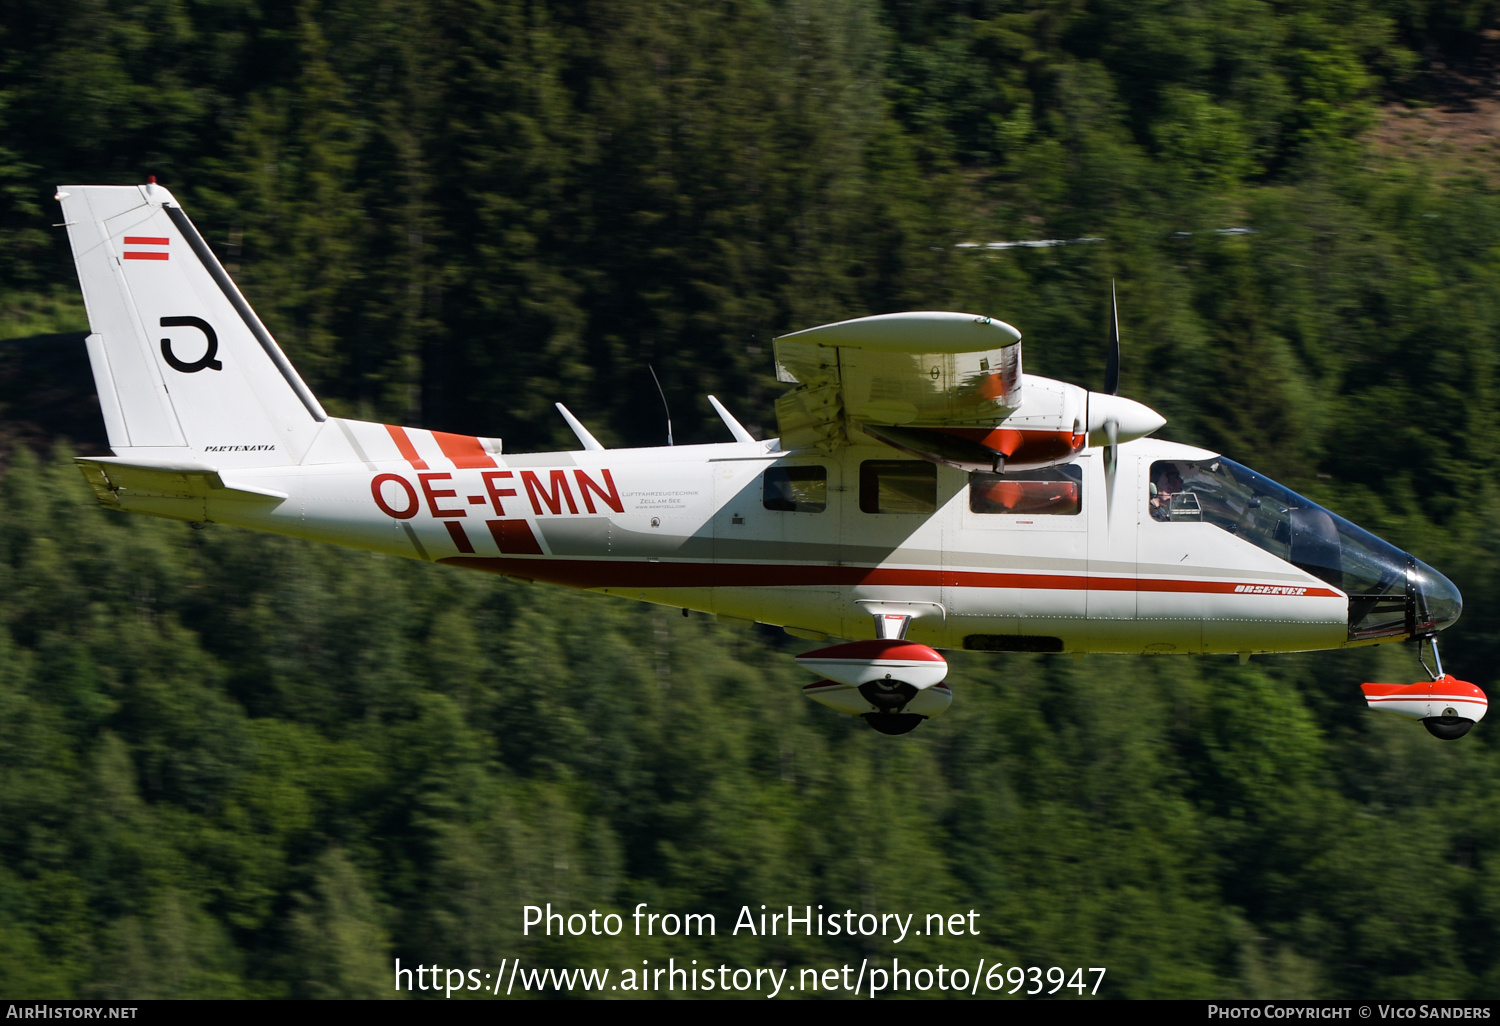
[1149, 458, 1419, 639]
[970, 465, 1082, 515]
[1150, 459, 1329, 566]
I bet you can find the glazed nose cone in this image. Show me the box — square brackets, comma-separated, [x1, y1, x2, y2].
[1410, 556, 1462, 634]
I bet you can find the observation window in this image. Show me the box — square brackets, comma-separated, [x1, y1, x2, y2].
[969, 465, 1082, 516]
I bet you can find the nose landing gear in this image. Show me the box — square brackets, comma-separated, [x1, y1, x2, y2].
[1416, 637, 1471, 740]
[1360, 637, 1488, 740]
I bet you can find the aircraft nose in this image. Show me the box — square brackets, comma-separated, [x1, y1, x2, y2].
[1410, 556, 1462, 634]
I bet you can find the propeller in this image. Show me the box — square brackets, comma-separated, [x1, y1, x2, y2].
[1084, 281, 1166, 523]
[1103, 281, 1121, 520]
[1105, 279, 1121, 397]
[1103, 416, 1119, 517]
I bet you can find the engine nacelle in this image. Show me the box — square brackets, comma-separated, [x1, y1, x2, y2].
[794, 639, 948, 689]
[1361, 675, 1487, 739]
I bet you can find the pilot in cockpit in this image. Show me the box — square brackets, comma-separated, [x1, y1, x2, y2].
[1149, 462, 1184, 521]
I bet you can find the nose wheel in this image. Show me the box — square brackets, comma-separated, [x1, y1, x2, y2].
[1360, 637, 1488, 740]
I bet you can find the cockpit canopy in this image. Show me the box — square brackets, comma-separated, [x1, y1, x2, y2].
[1150, 457, 1460, 641]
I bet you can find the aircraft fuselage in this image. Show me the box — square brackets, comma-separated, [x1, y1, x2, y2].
[87, 418, 1378, 656]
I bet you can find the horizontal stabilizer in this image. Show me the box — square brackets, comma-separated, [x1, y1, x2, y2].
[77, 457, 286, 522]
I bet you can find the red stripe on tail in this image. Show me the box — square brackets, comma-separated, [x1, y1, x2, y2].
[431, 430, 497, 468]
[384, 425, 429, 470]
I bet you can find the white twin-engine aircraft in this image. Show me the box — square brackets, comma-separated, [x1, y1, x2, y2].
[55, 182, 1482, 738]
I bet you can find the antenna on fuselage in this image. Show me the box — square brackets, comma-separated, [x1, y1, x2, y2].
[648, 364, 674, 446]
[707, 395, 755, 443]
[555, 402, 605, 450]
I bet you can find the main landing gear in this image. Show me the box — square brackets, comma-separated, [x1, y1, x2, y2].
[796, 612, 953, 735]
[1360, 637, 1488, 741]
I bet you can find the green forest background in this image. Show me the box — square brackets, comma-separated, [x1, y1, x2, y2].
[3, 0, 1500, 998]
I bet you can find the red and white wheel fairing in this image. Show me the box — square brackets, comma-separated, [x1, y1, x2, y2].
[794, 639, 948, 689]
[1360, 675, 1488, 723]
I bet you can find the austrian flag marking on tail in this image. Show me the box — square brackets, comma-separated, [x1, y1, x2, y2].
[122, 236, 169, 260]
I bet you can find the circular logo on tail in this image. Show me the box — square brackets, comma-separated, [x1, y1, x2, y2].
[159, 316, 222, 372]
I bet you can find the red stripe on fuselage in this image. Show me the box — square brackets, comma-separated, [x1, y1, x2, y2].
[444, 521, 476, 553]
[434, 556, 1341, 597]
[385, 425, 429, 470]
[123, 252, 169, 260]
[430, 430, 497, 468]
[486, 519, 544, 555]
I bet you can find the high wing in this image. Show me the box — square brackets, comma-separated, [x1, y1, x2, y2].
[774, 311, 1025, 441]
[774, 311, 1129, 473]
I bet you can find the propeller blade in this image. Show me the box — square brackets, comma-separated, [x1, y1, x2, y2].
[1105, 280, 1121, 396]
[1104, 417, 1119, 522]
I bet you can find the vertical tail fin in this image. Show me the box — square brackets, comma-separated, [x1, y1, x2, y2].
[56, 183, 325, 467]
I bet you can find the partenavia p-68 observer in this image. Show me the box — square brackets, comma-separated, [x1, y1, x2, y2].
[55, 182, 1481, 737]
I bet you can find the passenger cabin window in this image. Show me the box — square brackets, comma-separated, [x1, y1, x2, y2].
[763, 465, 827, 513]
[860, 460, 937, 514]
[969, 465, 1082, 515]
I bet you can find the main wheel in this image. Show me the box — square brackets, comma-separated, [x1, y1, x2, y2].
[1423, 716, 1474, 741]
[858, 680, 918, 711]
